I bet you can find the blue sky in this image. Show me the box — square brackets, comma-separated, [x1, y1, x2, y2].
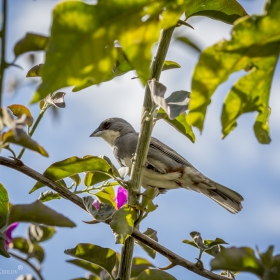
[1, 0, 280, 279]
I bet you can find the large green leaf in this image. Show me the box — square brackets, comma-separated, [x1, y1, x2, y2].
[11, 237, 45, 263]
[31, 0, 246, 102]
[0, 183, 9, 229]
[184, 0, 247, 24]
[65, 243, 116, 278]
[211, 247, 264, 277]
[110, 205, 136, 244]
[1, 129, 48, 157]
[137, 269, 176, 280]
[188, 1, 280, 143]
[13, 33, 49, 58]
[8, 200, 76, 227]
[30, 156, 114, 193]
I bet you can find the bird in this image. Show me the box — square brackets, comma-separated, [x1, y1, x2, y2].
[90, 118, 243, 213]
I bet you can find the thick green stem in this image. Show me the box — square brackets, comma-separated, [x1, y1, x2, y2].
[118, 27, 175, 280]
[0, 0, 7, 107]
[17, 103, 49, 159]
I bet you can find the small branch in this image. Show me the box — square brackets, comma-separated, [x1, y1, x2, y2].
[9, 251, 44, 280]
[131, 229, 228, 280]
[0, 157, 229, 280]
[0, 0, 7, 107]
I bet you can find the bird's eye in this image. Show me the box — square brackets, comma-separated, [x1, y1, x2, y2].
[103, 121, 110, 130]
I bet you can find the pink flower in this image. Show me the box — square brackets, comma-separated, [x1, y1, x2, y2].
[115, 186, 128, 209]
[92, 199, 100, 210]
[5, 223, 19, 250]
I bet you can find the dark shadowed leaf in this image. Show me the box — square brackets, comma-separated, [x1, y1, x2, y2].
[13, 33, 49, 58]
[131, 257, 155, 278]
[157, 109, 195, 143]
[28, 224, 56, 243]
[65, 243, 116, 278]
[67, 259, 103, 276]
[137, 269, 176, 280]
[211, 247, 264, 277]
[162, 60, 181, 71]
[7, 104, 33, 126]
[184, 0, 247, 24]
[11, 237, 45, 263]
[1, 129, 48, 157]
[141, 187, 159, 211]
[0, 183, 9, 229]
[30, 156, 113, 193]
[135, 228, 158, 259]
[0, 238, 10, 258]
[176, 37, 201, 53]
[110, 205, 136, 244]
[8, 200, 76, 227]
[188, 2, 279, 143]
[26, 64, 43, 77]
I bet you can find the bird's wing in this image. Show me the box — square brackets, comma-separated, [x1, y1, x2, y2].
[146, 137, 194, 173]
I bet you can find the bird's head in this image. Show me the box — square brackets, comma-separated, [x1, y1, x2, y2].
[90, 118, 135, 146]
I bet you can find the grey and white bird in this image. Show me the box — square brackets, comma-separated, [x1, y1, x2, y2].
[90, 118, 243, 213]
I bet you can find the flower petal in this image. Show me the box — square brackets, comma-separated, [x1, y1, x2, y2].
[116, 186, 128, 209]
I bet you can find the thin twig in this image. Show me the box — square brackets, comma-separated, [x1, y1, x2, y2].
[9, 251, 44, 280]
[0, 0, 7, 107]
[17, 103, 49, 159]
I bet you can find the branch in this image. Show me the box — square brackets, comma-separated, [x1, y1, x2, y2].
[0, 156, 229, 280]
[119, 27, 175, 280]
[9, 251, 44, 280]
[0, 0, 7, 107]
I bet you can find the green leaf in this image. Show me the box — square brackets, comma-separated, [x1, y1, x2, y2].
[28, 224, 56, 243]
[157, 110, 195, 143]
[70, 174, 81, 187]
[7, 104, 33, 127]
[38, 190, 61, 202]
[30, 156, 113, 193]
[0, 183, 9, 229]
[140, 187, 159, 211]
[162, 60, 181, 71]
[137, 269, 176, 280]
[67, 259, 103, 276]
[8, 200, 76, 227]
[1, 129, 48, 157]
[258, 246, 274, 268]
[84, 171, 111, 187]
[188, 2, 280, 142]
[26, 64, 43, 77]
[13, 33, 49, 58]
[211, 247, 264, 277]
[131, 257, 155, 278]
[65, 243, 116, 278]
[135, 228, 158, 259]
[95, 187, 117, 209]
[11, 237, 45, 263]
[110, 205, 136, 244]
[176, 37, 201, 53]
[184, 0, 247, 24]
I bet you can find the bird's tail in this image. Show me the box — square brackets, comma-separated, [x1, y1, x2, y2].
[198, 182, 243, 214]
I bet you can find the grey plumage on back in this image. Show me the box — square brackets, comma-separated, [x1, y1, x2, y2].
[90, 118, 244, 214]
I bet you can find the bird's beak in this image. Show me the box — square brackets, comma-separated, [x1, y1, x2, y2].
[90, 128, 103, 137]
